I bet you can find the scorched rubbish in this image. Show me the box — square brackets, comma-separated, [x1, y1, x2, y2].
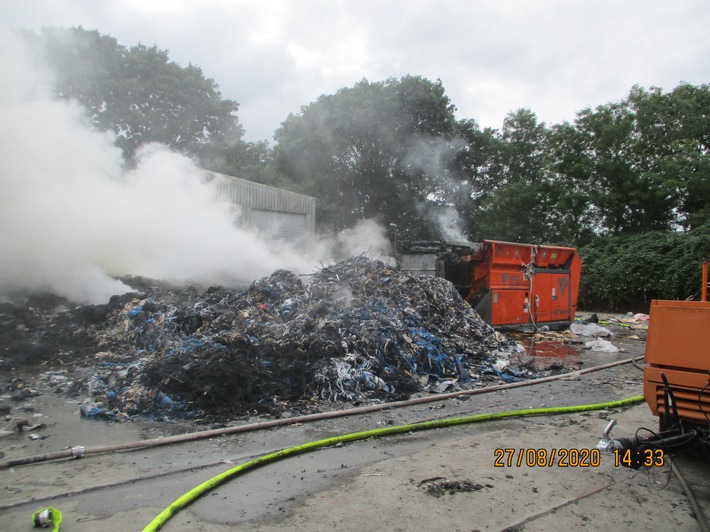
[1, 257, 560, 421]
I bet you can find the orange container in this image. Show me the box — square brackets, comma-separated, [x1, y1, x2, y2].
[465, 240, 582, 330]
[398, 239, 582, 330]
[643, 298, 710, 426]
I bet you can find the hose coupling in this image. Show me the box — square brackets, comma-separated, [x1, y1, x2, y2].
[596, 419, 622, 453]
[71, 445, 86, 459]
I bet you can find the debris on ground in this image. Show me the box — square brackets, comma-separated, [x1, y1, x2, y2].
[574, 311, 649, 344]
[584, 337, 620, 353]
[418, 477, 492, 497]
[528, 330, 581, 343]
[612, 313, 650, 329]
[570, 322, 613, 337]
[0, 408, 47, 438]
[0, 257, 564, 421]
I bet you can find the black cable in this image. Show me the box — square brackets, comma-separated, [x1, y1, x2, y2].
[660, 372, 681, 429]
[635, 426, 698, 451]
[698, 379, 710, 426]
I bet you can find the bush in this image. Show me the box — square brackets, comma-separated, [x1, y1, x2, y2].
[578, 224, 710, 312]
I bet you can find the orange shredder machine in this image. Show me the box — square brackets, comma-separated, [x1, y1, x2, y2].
[644, 261, 710, 432]
[597, 261, 710, 467]
[398, 239, 582, 331]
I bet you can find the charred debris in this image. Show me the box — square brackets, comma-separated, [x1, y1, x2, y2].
[1, 257, 564, 422]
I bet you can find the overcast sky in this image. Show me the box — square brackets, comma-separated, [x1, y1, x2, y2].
[3, 0, 709, 142]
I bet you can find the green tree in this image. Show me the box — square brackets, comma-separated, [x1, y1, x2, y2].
[219, 139, 277, 185]
[545, 121, 600, 245]
[470, 109, 565, 243]
[578, 224, 710, 311]
[628, 83, 710, 230]
[575, 97, 677, 234]
[27, 26, 245, 166]
[273, 76, 463, 238]
[552, 83, 710, 238]
[444, 119, 498, 241]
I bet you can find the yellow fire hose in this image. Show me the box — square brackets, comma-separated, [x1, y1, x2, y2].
[143, 395, 644, 531]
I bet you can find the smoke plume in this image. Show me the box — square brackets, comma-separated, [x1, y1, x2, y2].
[405, 136, 473, 244]
[0, 29, 390, 304]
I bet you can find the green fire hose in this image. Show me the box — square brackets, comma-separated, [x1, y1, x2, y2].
[143, 394, 644, 531]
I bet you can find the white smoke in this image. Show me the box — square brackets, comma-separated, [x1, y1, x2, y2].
[333, 219, 392, 261]
[405, 136, 473, 244]
[435, 205, 471, 244]
[0, 29, 390, 304]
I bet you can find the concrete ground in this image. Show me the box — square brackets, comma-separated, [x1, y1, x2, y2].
[1, 321, 708, 531]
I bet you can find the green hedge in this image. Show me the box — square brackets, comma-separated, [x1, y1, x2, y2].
[577, 224, 710, 312]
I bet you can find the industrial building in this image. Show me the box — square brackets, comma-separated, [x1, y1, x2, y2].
[203, 169, 316, 241]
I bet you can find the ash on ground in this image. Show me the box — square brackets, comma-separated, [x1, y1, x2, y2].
[1, 257, 557, 422]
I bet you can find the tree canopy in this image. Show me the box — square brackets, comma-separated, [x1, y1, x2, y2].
[26, 26, 244, 166]
[23, 26, 710, 252]
[273, 76, 464, 239]
[551, 83, 710, 239]
[467, 109, 559, 243]
[274, 76, 710, 243]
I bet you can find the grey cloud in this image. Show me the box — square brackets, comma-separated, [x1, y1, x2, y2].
[3, 0, 709, 141]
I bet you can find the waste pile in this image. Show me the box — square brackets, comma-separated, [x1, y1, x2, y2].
[2, 257, 546, 421]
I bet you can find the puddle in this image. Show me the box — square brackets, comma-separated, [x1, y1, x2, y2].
[510, 337, 581, 371]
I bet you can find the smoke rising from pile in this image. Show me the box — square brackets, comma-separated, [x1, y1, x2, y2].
[405, 136, 473, 244]
[0, 30, 390, 304]
[435, 206, 471, 243]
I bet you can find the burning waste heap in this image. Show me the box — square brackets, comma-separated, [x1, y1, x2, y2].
[3, 257, 537, 421]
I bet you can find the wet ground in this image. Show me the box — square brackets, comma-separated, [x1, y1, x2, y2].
[1, 317, 708, 531]
[512, 337, 581, 370]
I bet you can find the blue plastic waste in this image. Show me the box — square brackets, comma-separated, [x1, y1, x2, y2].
[80, 403, 117, 421]
[153, 390, 174, 409]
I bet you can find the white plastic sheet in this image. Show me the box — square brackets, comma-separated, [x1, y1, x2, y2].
[585, 338, 620, 353]
[570, 322, 612, 337]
